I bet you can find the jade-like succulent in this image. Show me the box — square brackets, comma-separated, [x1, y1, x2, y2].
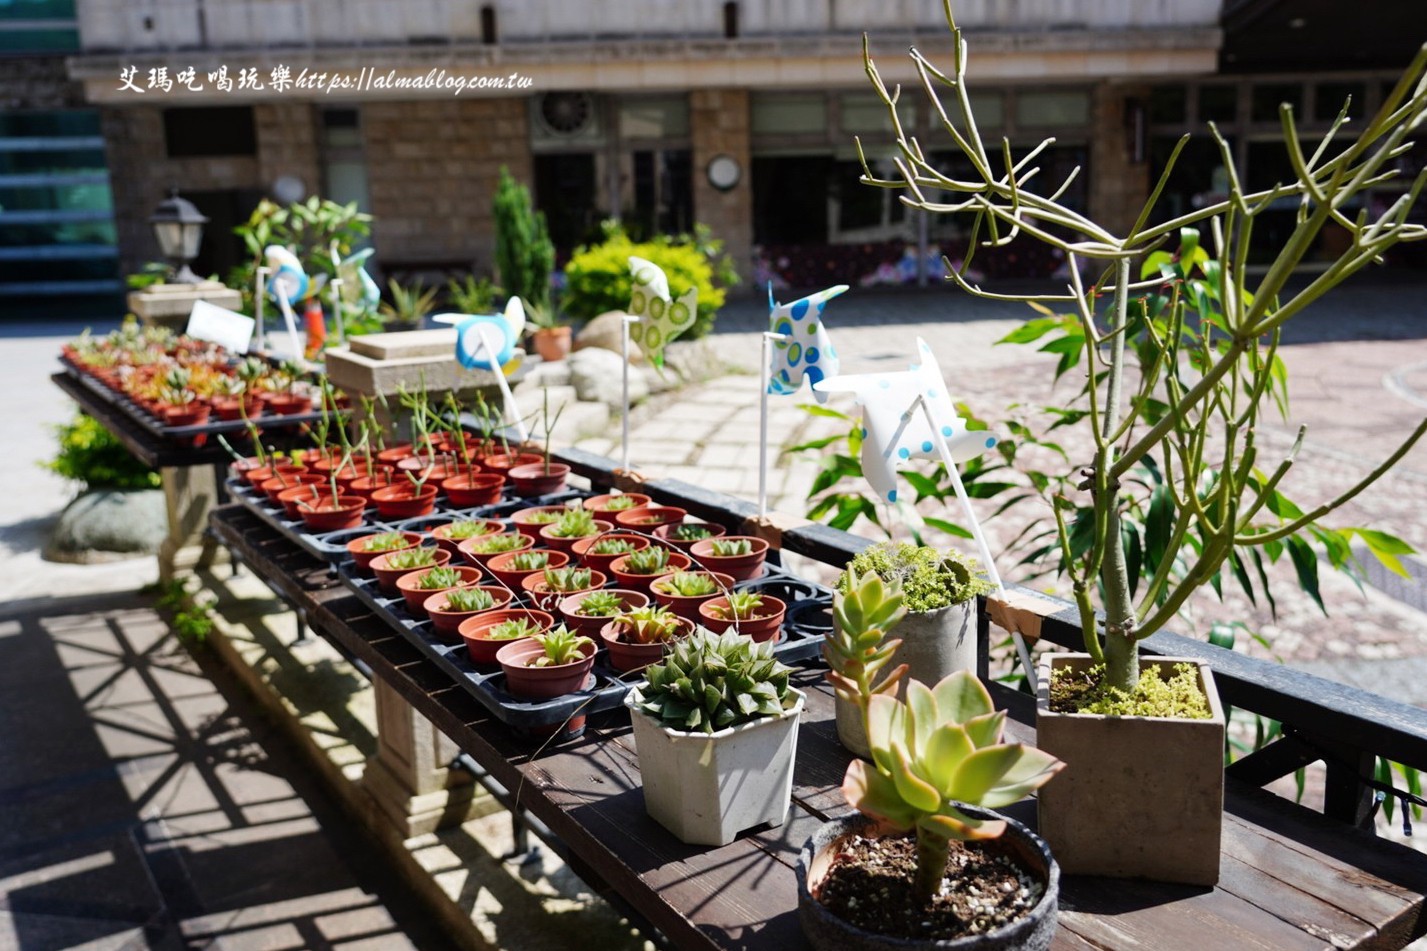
[654, 571, 719, 598]
[470, 533, 526, 554]
[442, 587, 495, 613]
[612, 604, 684, 644]
[589, 537, 637, 556]
[671, 523, 715, 541]
[362, 532, 410, 552]
[546, 508, 599, 538]
[383, 546, 440, 570]
[489, 616, 544, 640]
[634, 629, 794, 734]
[603, 495, 639, 511]
[508, 551, 551, 572]
[539, 565, 593, 592]
[528, 625, 593, 667]
[709, 538, 753, 557]
[574, 591, 626, 617]
[414, 566, 464, 590]
[844, 670, 1063, 902]
[444, 520, 497, 540]
[622, 546, 671, 575]
[523, 509, 563, 525]
[711, 590, 766, 620]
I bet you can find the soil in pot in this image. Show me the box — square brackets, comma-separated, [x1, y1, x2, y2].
[509, 462, 570, 498]
[443, 472, 506, 507]
[371, 483, 438, 518]
[698, 595, 786, 642]
[689, 536, 770, 582]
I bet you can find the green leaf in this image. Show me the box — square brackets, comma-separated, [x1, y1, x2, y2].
[930, 671, 993, 724]
[922, 516, 973, 540]
[796, 403, 851, 420]
[1355, 528, 1415, 579]
[922, 724, 974, 795]
[998, 316, 1063, 346]
[952, 746, 1022, 803]
[842, 760, 917, 830]
[1286, 535, 1325, 613]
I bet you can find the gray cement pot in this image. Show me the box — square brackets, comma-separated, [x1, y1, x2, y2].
[1035, 652, 1225, 885]
[796, 810, 1059, 951]
[835, 598, 977, 757]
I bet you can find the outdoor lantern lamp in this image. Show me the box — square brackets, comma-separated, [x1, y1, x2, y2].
[149, 189, 208, 284]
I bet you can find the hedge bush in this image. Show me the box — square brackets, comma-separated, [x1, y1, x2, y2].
[47, 412, 160, 490]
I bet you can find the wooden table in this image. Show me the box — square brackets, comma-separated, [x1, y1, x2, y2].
[210, 507, 1427, 950]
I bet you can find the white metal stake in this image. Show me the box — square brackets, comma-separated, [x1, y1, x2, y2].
[254, 265, 269, 353]
[475, 329, 528, 443]
[328, 241, 347, 346]
[620, 314, 638, 473]
[274, 293, 304, 364]
[758, 331, 790, 517]
[912, 395, 1038, 689]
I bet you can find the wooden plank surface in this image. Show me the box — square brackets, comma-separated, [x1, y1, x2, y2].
[209, 506, 1427, 951]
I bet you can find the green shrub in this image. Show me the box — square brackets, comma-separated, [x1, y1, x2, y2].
[562, 226, 730, 340]
[47, 413, 159, 490]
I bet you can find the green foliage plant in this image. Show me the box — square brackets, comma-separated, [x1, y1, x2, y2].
[231, 197, 373, 329]
[623, 546, 671, 576]
[839, 542, 993, 613]
[711, 591, 768, 621]
[858, 4, 1427, 694]
[470, 534, 526, 554]
[490, 616, 545, 641]
[654, 571, 720, 598]
[380, 279, 439, 328]
[590, 537, 638, 556]
[604, 495, 640, 511]
[671, 523, 715, 541]
[539, 566, 594, 592]
[709, 538, 753, 557]
[634, 629, 794, 733]
[444, 520, 497, 541]
[443, 587, 496, 613]
[508, 551, 551, 572]
[383, 546, 440, 571]
[528, 625, 593, 667]
[493, 167, 555, 314]
[447, 274, 502, 314]
[47, 412, 160, 490]
[575, 591, 626, 617]
[414, 566, 465, 590]
[612, 604, 685, 644]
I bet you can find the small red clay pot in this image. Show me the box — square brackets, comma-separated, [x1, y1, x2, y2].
[511, 505, 571, 539]
[429, 519, 504, 558]
[599, 616, 695, 674]
[698, 594, 787, 642]
[265, 393, 313, 416]
[509, 462, 570, 498]
[348, 469, 401, 501]
[163, 402, 211, 443]
[347, 531, 424, 573]
[423, 586, 513, 642]
[261, 471, 322, 503]
[609, 551, 692, 594]
[557, 589, 650, 639]
[538, 519, 613, 556]
[571, 533, 651, 574]
[532, 325, 572, 363]
[460, 609, 553, 666]
[377, 444, 415, 465]
[295, 493, 366, 532]
[689, 536, 770, 582]
[370, 546, 451, 596]
[650, 570, 737, 622]
[614, 505, 688, 531]
[396, 565, 482, 618]
[277, 484, 324, 519]
[241, 464, 275, 487]
[443, 472, 506, 507]
[654, 520, 727, 552]
[480, 451, 542, 476]
[521, 569, 607, 613]
[371, 483, 439, 519]
[496, 636, 596, 699]
[457, 532, 535, 569]
[484, 549, 570, 592]
[582, 493, 651, 515]
[212, 395, 262, 421]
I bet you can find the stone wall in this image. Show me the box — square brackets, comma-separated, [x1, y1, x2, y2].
[0, 56, 86, 110]
[362, 98, 530, 275]
[690, 88, 752, 283]
[1088, 82, 1152, 241]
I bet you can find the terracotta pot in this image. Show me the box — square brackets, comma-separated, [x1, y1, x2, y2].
[346, 531, 424, 574]
[260, 471, 322, 503]
[348, 469, 401, 501]
[698, 594, 787, 643]
[241, 465, 275, 487]
[521, 569, 607, 613]
[557, 588, 650, 639]
[511, 505, 572, 539]
[459, 609, 553, 666]
[163, 401, 210, 435]
[370, 546, 451, 595]
[443, 473, 506, 507]
[229, 456, 266, 480]
[485, 549, 570, 592]
[496, 636, 596, 699]
[532, 325, 572, 363]
[651, 571, 737, 622]
[266, 393, 313, 416]
[538, 519, 613, 556]
[509, 462, 570, 498]
[395, 565, 482, 618]
[429, 518, 504, 558]
[277, 484, 324, 518]
[571, 533, 651, 574]
[481, 452, 542, 476]
[654, 520, 727, 552]
[423, 585, 514, 642]
[689, 536, 770, 582]
[212, 395, 262, 421]
[614, 505, 688, 531]
[582, 493, 652, 515]
[609, 551, 692, 594]
[599, 616, 695, 674]
[295, 493, 366, 532]
[456, 531, 535, 569]
[377, 444, 415, 465]
[371, 483, 439, 519]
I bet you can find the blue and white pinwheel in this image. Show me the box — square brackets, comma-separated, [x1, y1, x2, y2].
[627, 256, 697, 370]
[433, 297, 526, 373]
[814, 337, 997, 504]
[264, 245, 309, 306]
[767, 282, 846, 402]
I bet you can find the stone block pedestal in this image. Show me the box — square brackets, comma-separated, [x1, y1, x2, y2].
[128, 282, 243, 333]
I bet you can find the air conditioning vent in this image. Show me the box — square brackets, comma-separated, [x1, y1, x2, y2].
[537, 92, 594, 137]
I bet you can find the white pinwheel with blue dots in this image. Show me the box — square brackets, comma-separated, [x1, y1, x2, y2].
[432, 297, 529, 440]
[766, 282, 847, 402]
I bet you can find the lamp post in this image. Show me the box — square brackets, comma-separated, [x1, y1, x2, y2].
[148, 189, 208, 284]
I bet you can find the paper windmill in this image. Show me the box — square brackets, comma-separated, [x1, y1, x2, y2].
[340, 247, 381, 312]
[434, 297, 526, 373]
[627, 256, 697, 369]
[264, 245, 309, 306]
[814, 337, 998, 504]
[767, 282, 846, 402]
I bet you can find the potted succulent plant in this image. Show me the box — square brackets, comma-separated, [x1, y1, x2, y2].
[829, 542, 992, 758]
[538, 508, 612, 554]
[370, 545, 450, 595]
[395, 564, 481, 618]
[613, 505, 687, 531]
[571, 533, 649, 574]
[424, 584, 513, 641]
[295, 447, 366, 531]
[485, 548, 570, 591]
[371, 466, 439, 519]
[689, 536, 770, 582]
[802, 570, 1063, 949]
[347, 530, 423, 573]
[654, 520, 726, 552]
[521, 565, 606, 612]
[509, 389, 571, 497]
[649, 570, 734, 622]
[557, 588, 650, 639]
[457, 530, 534, 569]
[459, 608, 554, 664]
[624, 630, 804, 846]
[429, 518, 502, 557]
[600, 604, 695, 673]
[609, 545, 692, 594]
[582, 492, 651, 515]
[265, 359, 312, 415]
[496, 625, 599, 735]
[511, 505, 571, 538]
[699, 590, 786, 643]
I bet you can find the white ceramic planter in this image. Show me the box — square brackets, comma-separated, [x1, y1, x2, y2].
[625, 688, 806, 846]
[835, 598, 977, 757]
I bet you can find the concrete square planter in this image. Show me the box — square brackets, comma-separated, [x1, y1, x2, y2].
[624, 687, 805, 846]
[1035, 653, 1225, 885]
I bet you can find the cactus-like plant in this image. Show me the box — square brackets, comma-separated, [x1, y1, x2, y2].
[824, 568, 911, 710]
[653, 571, 720, 598]
[546, 508, 599, 539]
[589, 537, 637, 556]
[489, 616, 545, 641]
[469, 534, 526, 554]
[444, 520, 497, 540]
[539, 565, 593, 592]
[508, 551, 551, 572]
[634, 629, 794, 734]
[574, 591, 626, 617]
[362, 532, 410, 552]
[384, 546, 440, 571]
[623, 546, 671, 575]
[710, 590, 767, 621]
[528, 625, 593, 667]
[709, 538, 753, 557]
[611, 604, 685, 644]
[442, 587, 496, 613]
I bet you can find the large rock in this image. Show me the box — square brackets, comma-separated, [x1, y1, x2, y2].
[574, 311, 646, 364]
[46, 489, 166, 562]
[568, 347, 649, 407]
